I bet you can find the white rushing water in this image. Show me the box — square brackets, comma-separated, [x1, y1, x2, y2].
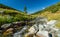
[25, 17, 59, 37]
[13, 17, 60, 37]
[13, 25, 28, 37]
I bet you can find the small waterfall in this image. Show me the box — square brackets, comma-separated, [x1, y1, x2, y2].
[13, 25, 28, 37]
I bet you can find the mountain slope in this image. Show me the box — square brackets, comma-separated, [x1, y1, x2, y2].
[32, 2, 60, 15]
[0, 4, 22, 12]
[0, 4, 33, 26]
[32, 2, 60, 20]
[0, 4, 16, 10]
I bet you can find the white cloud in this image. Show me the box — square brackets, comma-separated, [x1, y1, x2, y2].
[42, 7, 45, 9]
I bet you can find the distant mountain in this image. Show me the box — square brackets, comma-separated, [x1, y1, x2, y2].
[0, 4, 16, 10]
[32, 2, 60, 15]
[0, 4, 22, 12]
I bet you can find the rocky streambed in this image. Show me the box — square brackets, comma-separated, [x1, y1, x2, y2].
[0, 21, 33, 37]
[0, 16, 60, 37]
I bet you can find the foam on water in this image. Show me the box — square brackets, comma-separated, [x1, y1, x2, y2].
[13, 25, 28, 37]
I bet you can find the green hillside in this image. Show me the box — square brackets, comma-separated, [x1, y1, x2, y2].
[0, 4, 33, 26]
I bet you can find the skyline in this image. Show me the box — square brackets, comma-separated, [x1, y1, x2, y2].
[0, 0, 60, 14]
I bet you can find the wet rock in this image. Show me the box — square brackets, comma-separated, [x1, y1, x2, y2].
[3, 28, 13, 35]
[1, 23, 12, 29]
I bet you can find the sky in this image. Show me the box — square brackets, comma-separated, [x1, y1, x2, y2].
[0, 0, 60, 14]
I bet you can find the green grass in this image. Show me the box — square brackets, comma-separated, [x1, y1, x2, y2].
[0, 8, 33, 26]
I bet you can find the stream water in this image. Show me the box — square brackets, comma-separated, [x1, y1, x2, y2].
[13, 17, 60, 37]
[13, 25, 28, 37]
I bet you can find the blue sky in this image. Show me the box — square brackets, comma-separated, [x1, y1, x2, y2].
[0, 0, 60, 14]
